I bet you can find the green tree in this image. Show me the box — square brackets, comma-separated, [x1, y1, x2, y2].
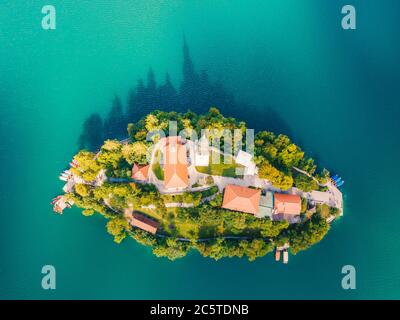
[152, 238, 189, 260]
[329, 206, 340, 217]
[316, 203, 330, 218]
[241, 239, 273, 261]
[316, 168, 330, 185]
[145, 114, 160, 132]
[75, 184, 91, 197]
[278, 142, 304, 168]
[106, 217, 130, 244]
[209, 193, 223, 207]
[82, 209, 95, 216]
[286, 215, 330, 254]
[301, 197, 308, 213]
[122, 141, 149, 165]
[70, 150, 101, 182]
[258, 160, 293, 190]
[134, 130, 147, 141]
[294, 173, 318, 192]
[97, 140, 123, 169]
[130, 229, 157, 246]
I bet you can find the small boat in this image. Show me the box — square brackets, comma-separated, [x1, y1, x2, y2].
[70, 160, 78, 168]
[275, 250, 281, 261]
[53, 204, 64, 214]
[283, 250, 289, 264]
[332, 178, 341, 186]
[51, 196, 61, 204]
[336, 180, 345, 187]
[333, 176, 342, 184]
[326, 215, 336, 223]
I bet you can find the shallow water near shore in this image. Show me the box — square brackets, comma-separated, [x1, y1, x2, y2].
[1, 1, 400, 299]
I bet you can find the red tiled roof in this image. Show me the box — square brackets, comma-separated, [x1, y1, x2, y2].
[163, 137, 188, 189]
[132, 164, 149, 181]
[222, 184, 261, 215]
[131, 213, 159, 234]
[274, 193, 301, 215]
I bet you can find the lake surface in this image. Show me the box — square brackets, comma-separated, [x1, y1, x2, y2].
[1, 0, 399, 299]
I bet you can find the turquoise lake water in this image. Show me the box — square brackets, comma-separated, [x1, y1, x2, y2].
[1, 1, 400, 299]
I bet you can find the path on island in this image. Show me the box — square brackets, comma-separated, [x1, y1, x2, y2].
[292, 166, 325, 186]
[292, 166, 343, 215]
[149, 233, 273, 243]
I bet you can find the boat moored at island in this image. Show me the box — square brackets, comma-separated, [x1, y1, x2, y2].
[275, 249, 281, 262]
[283, 250, 289, 264]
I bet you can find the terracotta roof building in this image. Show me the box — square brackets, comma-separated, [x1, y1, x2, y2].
[163, 136, 189, 190]
[274, 193, 301, 215]
[131, 164, 149, 181]
[130, 212, 159, 234]
[222, 184, 261, 215]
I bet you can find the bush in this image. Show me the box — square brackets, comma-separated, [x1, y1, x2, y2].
[75, 184, 91, 197]
[258, 160, 293, 190]
[329, 206, 340, 217]
[106, 217, 130, 243]
[82, 209, 95, 216]
[209, 193, 223, 207]
[301, 198, 308, 213]
[286, 215, 330, 254]
[206, 176, 214, 185]
[316, 204, 330, 218]
[294, 173, 318, 192]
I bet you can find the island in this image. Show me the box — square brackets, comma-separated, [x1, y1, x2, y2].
[52, 108, 343, 262]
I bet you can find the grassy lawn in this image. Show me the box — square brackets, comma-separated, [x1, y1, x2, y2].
[173, 221, 199, 238]
[152, 150, 164, 180]
[195, 151, 243, 178]
[161, 208, 212, 238]
[141, 207, 198, 237]
[137, 206, 264, 239]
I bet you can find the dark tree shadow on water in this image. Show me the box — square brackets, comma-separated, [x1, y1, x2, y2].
[104, 95, 126, 140]
[78, 114, 104, 150]
[78, 38, 290, 150]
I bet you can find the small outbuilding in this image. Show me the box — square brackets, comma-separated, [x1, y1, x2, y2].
[132, 164, 150, 181]
[130, 212, 160, 235]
